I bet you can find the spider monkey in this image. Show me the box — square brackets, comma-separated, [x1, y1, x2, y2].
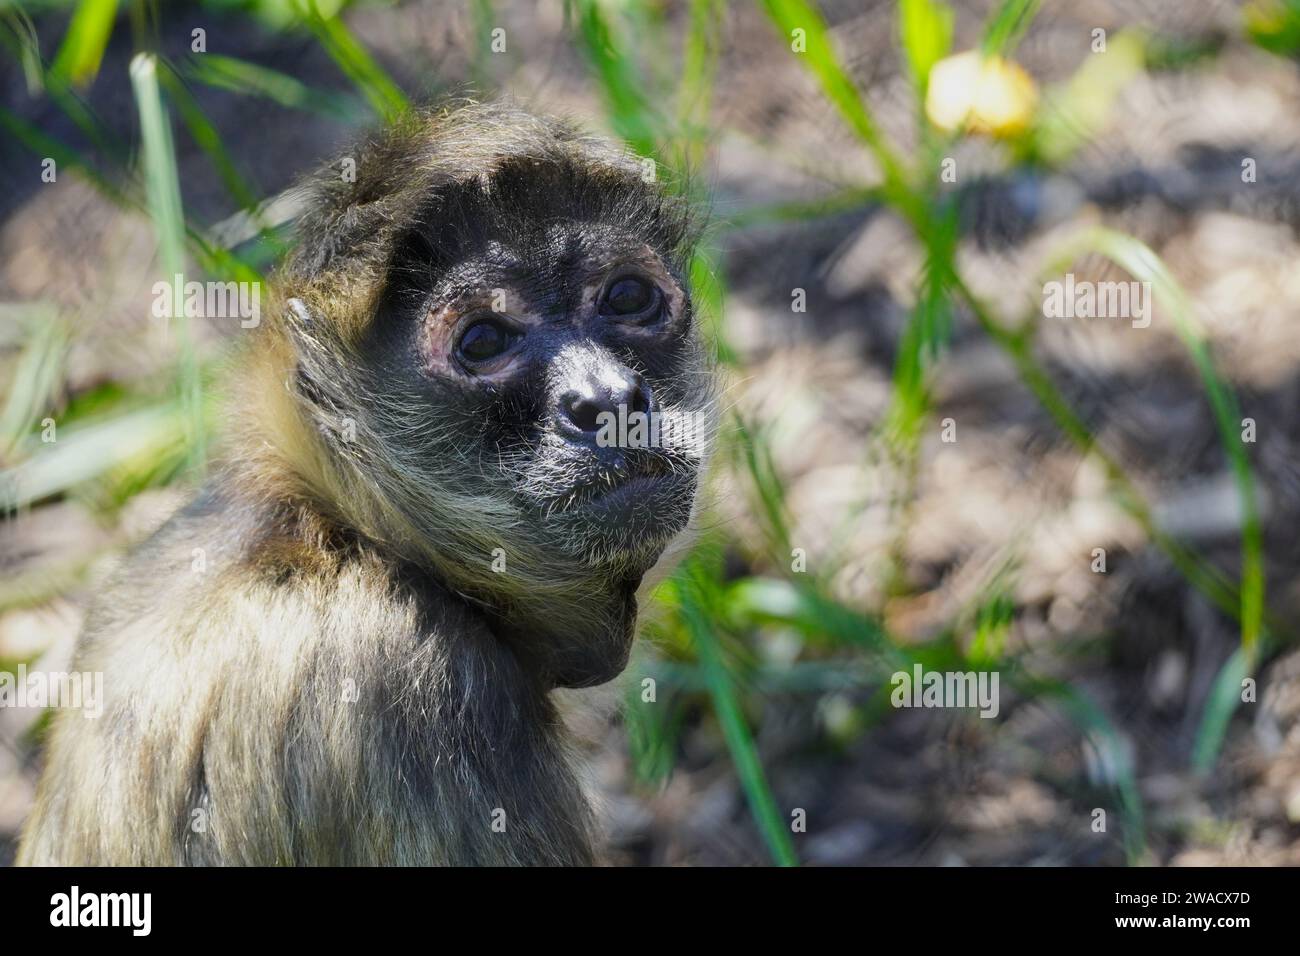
[19, 101, 716, 866]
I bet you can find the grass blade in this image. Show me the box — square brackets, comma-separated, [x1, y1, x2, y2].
[1030, 30, 1145, 166]
[51, 0, 118, 87]
[0, 14, 128, 162]
[0, 103, 266, 289]
[677, 0, 724, 161]
[130, 52, 206, 472]
[0, 305, 68, 463]
[622, 649, 685, 787]
[758, 0, 915, 214]
[981, 0, 1041, 57]
[1192, 647, 1251, 773]
[157, 60, 263, 214]
[731, 413, 793, 560]
[676, 562, 799, 866]
[721, 186, 883, 230]
[1042, 228, 1265, 661]
[0, 404, 187, 509]
[572, 0, 661, 157]
[179, 53, 361, 121]
[180, 53, 360, 121]
[948, 272, 1255, 634]
[301, 5, 409, 123]
[1016, 674, 1147, 863]
[724, 577, 903, 662]
[899, 0, 954, 100]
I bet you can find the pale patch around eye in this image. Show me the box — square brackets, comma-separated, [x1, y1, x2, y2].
[581, 251, 685, 326]
[419, 287, 534, 377]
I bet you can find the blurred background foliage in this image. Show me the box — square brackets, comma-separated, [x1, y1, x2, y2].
[3, 0, 1300, 865]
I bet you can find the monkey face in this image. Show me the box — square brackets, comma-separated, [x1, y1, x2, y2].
[349, 160, 715, 576]
[409, 233, 709, 570]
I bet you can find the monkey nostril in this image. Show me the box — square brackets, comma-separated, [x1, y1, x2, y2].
[559, 390, 605, 434]
[619, 373, 653, 418]
[557, 371, 654, 437]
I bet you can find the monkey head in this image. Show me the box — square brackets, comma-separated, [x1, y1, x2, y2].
[239, 103, 716, 687]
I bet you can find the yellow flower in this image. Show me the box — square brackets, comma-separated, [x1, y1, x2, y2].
[925, 50, 1038, 138]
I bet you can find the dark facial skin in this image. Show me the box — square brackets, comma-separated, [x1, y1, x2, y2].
[366, 211, 706, 571]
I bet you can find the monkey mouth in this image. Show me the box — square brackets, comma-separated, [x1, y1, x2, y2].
[556, 455, 682, 511]
[576, 472, 673, 511]
[539, 454, 696, 562]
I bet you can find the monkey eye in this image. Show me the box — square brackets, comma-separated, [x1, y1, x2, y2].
[600, 274, 662, 322]
[455, 317, 519, 368]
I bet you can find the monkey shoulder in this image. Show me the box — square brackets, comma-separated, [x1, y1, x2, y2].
[69, 490, 588, 864]
[28, 486, 594, 865]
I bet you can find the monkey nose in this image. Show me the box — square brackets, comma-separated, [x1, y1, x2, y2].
[556, 371, 653, 437]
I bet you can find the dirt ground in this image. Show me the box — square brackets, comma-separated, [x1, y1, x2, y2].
[4, 0, 1300, 865]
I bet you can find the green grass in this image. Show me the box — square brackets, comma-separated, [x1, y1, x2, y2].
[899, 0, 953, 118]
[981, 0, 1041, 56]
[675, 555, 800, 866]
[744, 0, 1266, 836]
[1044, 229, 1265, 665]
[301, 3, 409, 123]
[0, 305, 68, 464]
[180, 53, 361, 120]
[50, 0, 118, 87]
[130, 52, 207, 474]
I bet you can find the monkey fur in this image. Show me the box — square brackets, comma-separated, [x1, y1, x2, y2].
[18, 101, 716, 866]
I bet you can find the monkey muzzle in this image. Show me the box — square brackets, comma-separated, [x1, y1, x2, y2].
[532, 344, 700, 558]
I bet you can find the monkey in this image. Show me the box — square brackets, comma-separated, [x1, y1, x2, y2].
[17, 100, 716, 866]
